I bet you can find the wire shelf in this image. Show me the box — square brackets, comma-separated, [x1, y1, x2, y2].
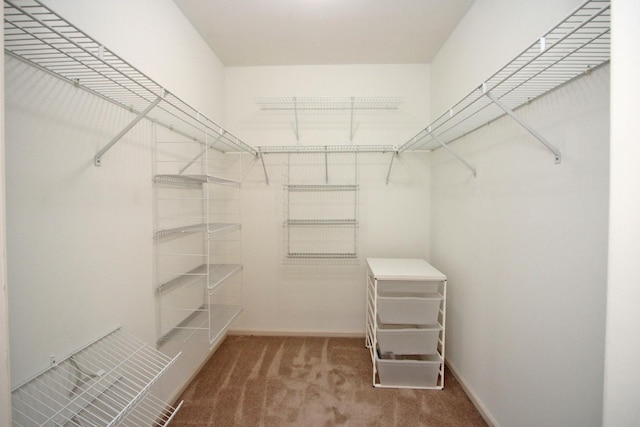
[155, 174, 241, 187]
[255, 96, 403, 111]
[283, 180, 359, 263]
[398, 0, 610, 152]
[256, 97, 403, 142]
[157, 304, 243, 347]
[157, 263, 242, 295]
[11, 328, 180, 427]
[3, 0, 256, 156]
[287, 252, 357, 259]
[258, 145, 397, 154]
[154, 223, 241, 240]
[285, 219, 358, 227]
[285, 184, 359, 192]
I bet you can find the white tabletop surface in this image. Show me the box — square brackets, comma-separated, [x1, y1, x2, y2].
[366, 258, 446, 281]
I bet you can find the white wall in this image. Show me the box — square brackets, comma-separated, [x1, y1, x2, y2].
[5, 0, 228, 405]
[225, 65, 433, 334]
[603, 1, 640, 425]
[429, 0, 608, 425]
[6, 56, 157, 382]
[430, 65, 609, 427]
[0, 6, 13, 425]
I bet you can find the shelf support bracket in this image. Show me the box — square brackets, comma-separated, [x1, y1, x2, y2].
[95, 93, 164, 166]
[293, 97, 300, 142]
[428, 130, 477, 177]
[385, 151, 396, 185]
[179, 131, 225, 175]
[259, 149, 270, 185]
[484, 91, 561, 164]
[350, 96, 355, 142]
[324, 146, 329, 184]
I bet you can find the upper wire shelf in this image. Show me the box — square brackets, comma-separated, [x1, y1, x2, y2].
[398, 0, 610, 154]
[255, 96, 403, 111]
[3, 0, 257, 157]
[258, 145, 397, 154]
[11, 328, 181, 427]
[256, 97, 403, 143]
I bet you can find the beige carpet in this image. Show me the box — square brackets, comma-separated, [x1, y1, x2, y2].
[170, 335, 487, 426]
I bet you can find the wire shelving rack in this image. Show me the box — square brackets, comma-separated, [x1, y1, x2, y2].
[398, 0, 611, 174]
[10, 328, 182, 427]
[256, 96, 403, 142]
[3, 0, 257, 165]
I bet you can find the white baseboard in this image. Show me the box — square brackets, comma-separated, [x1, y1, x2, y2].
[446, 359, 500, 427]
[229, 328, 365, 338]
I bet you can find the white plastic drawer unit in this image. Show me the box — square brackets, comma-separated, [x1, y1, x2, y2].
[365, 258, 447, 389]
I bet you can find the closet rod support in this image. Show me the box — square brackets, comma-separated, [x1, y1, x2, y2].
[385, 152, 397, 185]
[485, 92, 561, 164]
[350, 96, 355, 142]
[259, 149, 270, 185]
[429, 131, 477, 177]
[179, 132, 225, 174]
[293, 97, 300, 142]
[324, 146, 329, 184]
[95, 93, 163, 166]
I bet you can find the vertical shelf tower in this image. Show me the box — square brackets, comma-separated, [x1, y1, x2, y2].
[154, 129, 248, 347]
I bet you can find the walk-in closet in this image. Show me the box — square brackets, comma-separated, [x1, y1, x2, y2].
[1, 0, 638, 426]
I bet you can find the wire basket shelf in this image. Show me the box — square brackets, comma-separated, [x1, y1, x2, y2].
[3, 0, 256, 155]
[255, 96, 403, 111]
[11, 328, 181, 427]
[399, 0, 610, 152]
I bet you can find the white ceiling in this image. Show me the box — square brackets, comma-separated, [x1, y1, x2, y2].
[172, 0, 475, 66]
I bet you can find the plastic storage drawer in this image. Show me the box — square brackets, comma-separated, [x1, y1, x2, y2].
[376, 323, 441, 355]
[376, 293, 442, 325]
[377, 279, 441, 295]
[376, 353, 442, 388]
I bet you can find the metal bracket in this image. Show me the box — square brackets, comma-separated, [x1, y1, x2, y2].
[385, 151, 396, 185]
[484, 91, 561, 164]
[293, 97, 300, 142]
[350, 96, 355, 142]
[178, 131, 225, 175]
[259, 149, 270, 185]
[94, 92, 164, 166]
[429, 130, 477, 177]
[324, 146, 329, 184]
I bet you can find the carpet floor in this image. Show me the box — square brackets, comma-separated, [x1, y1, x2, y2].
[170, 335, 487, 426]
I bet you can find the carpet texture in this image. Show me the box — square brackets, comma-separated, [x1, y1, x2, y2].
[170, 335, 487, 426]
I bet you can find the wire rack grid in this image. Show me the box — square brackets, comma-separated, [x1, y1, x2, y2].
[3, 0, 256, 156]
[255, 96, 403, 111]
[11, 328, 181, 427]
[398, 0, 610, 152]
